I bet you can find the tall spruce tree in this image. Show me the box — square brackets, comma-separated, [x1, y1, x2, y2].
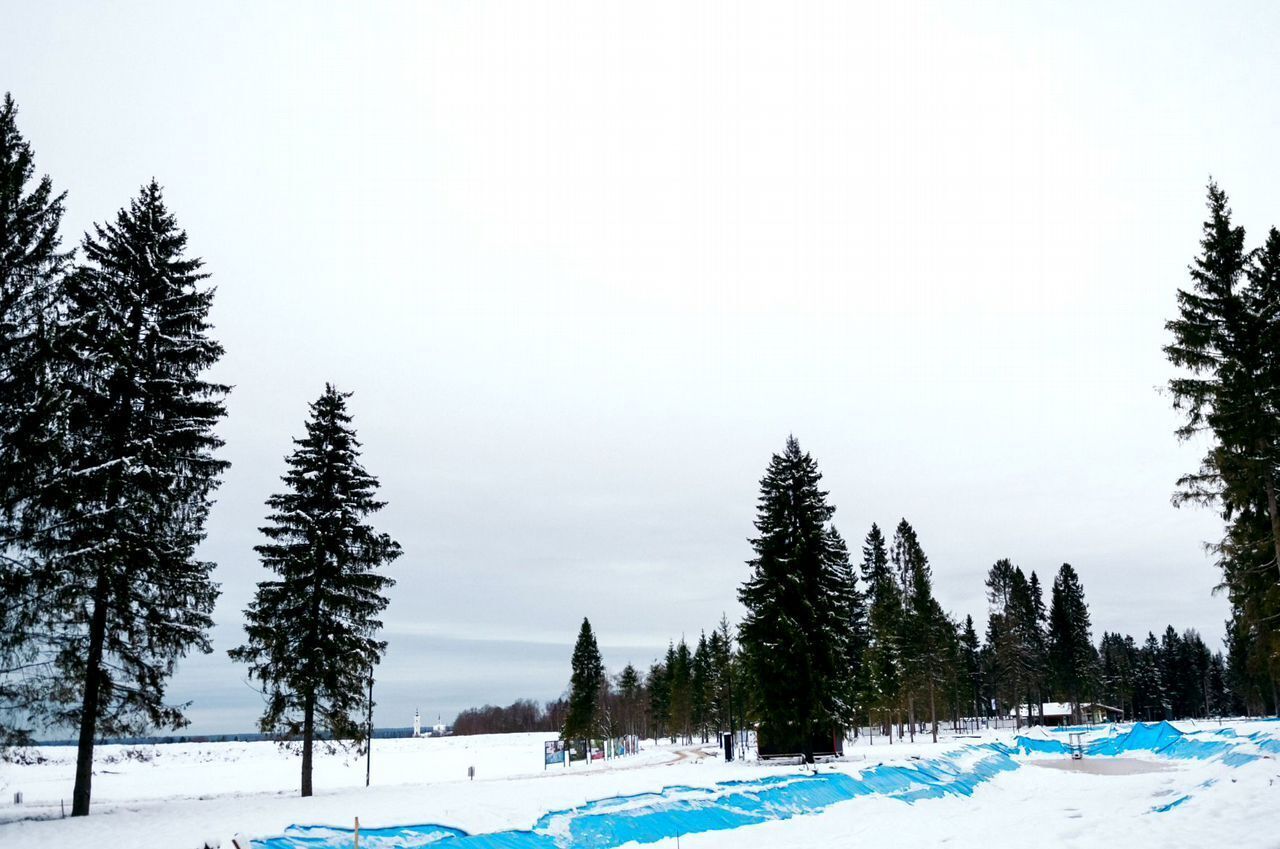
[891, 520, 950, 742]
[617, 663, 642, 740]
[0, 92, 70, 748]
[563, 617, 604, 741]
[737, 436, 852, 761]
[645, 660, 670, 741]
[230, 385, 400, 798]
[1046, 563, 1095, 720]
[959, 615, 982, 723]
[22, 181, 228, 815]
[1165, 183, 1280, 705]
[830, 527, 867, 725]
[691, 632, 711, 742]
[861, 523, 903, 740]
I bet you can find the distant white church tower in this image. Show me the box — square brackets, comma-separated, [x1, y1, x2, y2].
[413, 709, 422, 738]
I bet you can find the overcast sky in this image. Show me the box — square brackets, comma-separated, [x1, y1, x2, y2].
[5, 1, 1280, 734]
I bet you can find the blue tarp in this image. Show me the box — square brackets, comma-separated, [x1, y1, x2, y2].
[256, 724, 1278, 848]
[253, 748, 1020, 849]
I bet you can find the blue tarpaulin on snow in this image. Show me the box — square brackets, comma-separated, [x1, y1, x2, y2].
[255, 723, 1275, 849]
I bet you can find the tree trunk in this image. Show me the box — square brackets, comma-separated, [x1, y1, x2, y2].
[1266, 477, 1280, 583]
[907, 695, 915, 743]
[71, 572, 110, 817]
[301, 692, 315, 797]
[929, 680, 937, 743]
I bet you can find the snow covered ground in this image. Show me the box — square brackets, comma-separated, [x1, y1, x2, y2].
[1, 722, 1278, 849]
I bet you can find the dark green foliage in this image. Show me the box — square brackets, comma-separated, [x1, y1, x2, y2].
[230, 385, 399, 797]
[892, 520, 952, 741]
[983, 560, 1046, 725]
[0, 92, 69, 749]
[1097, 632, 1136, 718]
[1165, 182, 1280, 706]
[617, 663, 642, 739]
[737, 437, 853, 760]
[645, 660, 670, 741]
[669, 639, 693, 742]
[1047, 563, 1096, 717]
[26, 181, 228, 816]
[861, 524, 903, 728]
[562, 618, 604, 741]
[959, 615, 982, 720]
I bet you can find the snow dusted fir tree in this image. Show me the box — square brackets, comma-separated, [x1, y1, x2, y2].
[39, 181, 227, 816]
[0, 92, 70, 749]
[231, 385, 400, 798]
[891, 519, 952, 743]
[860, 523, 903, 740]
[737, 436, 853, 762]
[562, 617, 604, 742]
[1047, 563, 1096, 721]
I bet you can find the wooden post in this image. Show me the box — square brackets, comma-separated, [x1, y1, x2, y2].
[354, 816, 360, 849]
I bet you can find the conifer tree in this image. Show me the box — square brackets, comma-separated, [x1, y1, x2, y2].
[959, 615, 982, 722]
[861, 523, 902, 739]
[17, 181, 229, 815]
[1165, 184, 1280, 704]
[712, 615, 737, 736]
[562, 618, 604, 742]
[669, 638, 693, 743]
[617, 663, 642, 740]
[737, 436, 852, 761]
[0, 92, 70, 748]
[892, 520, 950, 741]
[645, 660, 670, 741]
[1047, 563, 1095, 720]
[691, 632, 711, 742]
[230, 385, 399, 798]
[829, 527, 867, 723]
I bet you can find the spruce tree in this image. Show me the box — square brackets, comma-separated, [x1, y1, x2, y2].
[691, 632, 711, 742]
[861, 523, 903, 740]
[230, 385, 400, 798]
[1165, 184, 1280, 705]
[737, 436, 852, 761]
[23, 181, 229, 815]
[830, 527, 867, 725]
[563, 617, 604, 742]
[892, 520, 949, 741]
[617, 663, 641, 740]
[0, 92, 70, 748]
[1047, 563, 1095, 720]
[712, 615, 737, 737]
[669, 638, 693, 743]
[959, 615, 982, 723]
[645, 660, 669, 741]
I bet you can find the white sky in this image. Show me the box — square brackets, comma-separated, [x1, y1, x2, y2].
[5, 1, 1280, 733]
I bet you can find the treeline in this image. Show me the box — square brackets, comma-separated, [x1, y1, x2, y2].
[0, 94, 401, 811]
[451, 698, 568, 736]
[550, 437, 1262, 760]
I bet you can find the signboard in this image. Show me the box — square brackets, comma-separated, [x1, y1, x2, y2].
[544, 739, 566, 767]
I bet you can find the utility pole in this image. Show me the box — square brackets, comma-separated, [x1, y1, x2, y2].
[366, 665, 374, 787]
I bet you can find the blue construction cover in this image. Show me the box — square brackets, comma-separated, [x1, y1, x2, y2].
[254, 724, 1279, 848]
[252, 748, 1020, 849]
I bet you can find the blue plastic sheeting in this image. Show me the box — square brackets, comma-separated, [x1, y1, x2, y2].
[1010, 736, 1071, 756]
[1251, 735, 1280, 756]
[252, 748, 1020, 849]
[1082, 721, 1234, 760]
[1151, 795, 1190, 813]
[257, 724, 1280, 848]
